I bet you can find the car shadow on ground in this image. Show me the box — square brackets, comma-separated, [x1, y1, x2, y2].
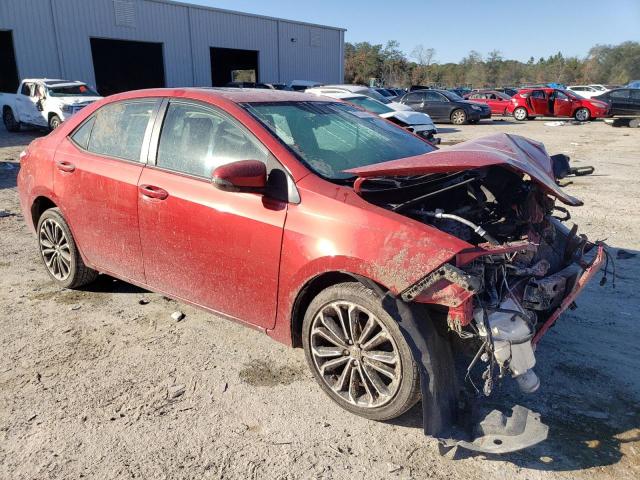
[0, 161, 19, 190]
[0, 125, 45, 149]
[389, 245, 640, 472]
[81, 274, 149, 295]
[434, 127, 460, 134]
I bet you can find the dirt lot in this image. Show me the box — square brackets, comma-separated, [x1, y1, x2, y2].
[1, 118, 639, 479]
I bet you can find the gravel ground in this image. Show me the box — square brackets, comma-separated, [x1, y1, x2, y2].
[0, 118, 639, 479]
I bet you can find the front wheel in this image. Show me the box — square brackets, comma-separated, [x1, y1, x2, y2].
[3, 108, 20, 132]
[574, 108, 591, 122]
[513, 107, 528, 121]
[49, 114, 62, 130]
[450, 109, 467, 125]
[302, 282, 421, 421]
[37, 208, 98, 289]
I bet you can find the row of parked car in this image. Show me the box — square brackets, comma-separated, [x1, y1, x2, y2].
[3, 77, 640, 137]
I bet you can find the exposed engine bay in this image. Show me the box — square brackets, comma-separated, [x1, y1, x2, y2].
[349, 137, 610, 453]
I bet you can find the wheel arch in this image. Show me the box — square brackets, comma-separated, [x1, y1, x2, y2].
[31, 195, 58, 230]
[3, 105, 19, 122]
[290, 271, 386, 348]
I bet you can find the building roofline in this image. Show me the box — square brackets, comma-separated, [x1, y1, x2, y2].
[146, 0, 347, 32]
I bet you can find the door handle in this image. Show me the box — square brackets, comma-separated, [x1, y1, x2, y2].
[139, 184, 169, 200]
[56, 160, 76, 173]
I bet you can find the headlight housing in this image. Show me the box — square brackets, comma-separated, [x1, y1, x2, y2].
[471, 105, 481, 111]
[61, 105, 74, 113]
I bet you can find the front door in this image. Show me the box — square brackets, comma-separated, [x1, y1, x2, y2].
[15, 82, 45, 126]
[424, 91, 450, 121]
[137, 100, 287, 328]
[553, 90, 573, 117]
[53, 99, 158, 282]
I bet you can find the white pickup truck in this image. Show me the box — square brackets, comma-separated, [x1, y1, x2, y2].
[1, 78, 102, 132]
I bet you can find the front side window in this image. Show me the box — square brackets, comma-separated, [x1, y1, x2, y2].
[156, 102, 269, 178]
[425, 91, 446, 102]
[244, 101, 435, 180]
[87, 100, 155, 161]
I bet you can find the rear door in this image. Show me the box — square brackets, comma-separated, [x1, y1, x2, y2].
[529, 90, 549, 115]
[608, 89, 631, 115]
[137, 99, 288, 328]
[53, 99, 159, 282]
[629, 89, 640, 115]
[402, 92, 426, 112]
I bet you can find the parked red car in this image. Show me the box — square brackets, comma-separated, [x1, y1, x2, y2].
[507, 87, 610, 121]
[17, 88, 605, 453]
[464, 90, 512, 115]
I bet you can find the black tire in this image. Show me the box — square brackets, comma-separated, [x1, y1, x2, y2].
[3, 107, 20, 132]
[302, 282, 421, 421]
[450, 109, 467, 125]
[574, 107, 591, 122]
[513, 107, 528, 121]
[36, 208, 98, 289]
[49, 114, 62, 131]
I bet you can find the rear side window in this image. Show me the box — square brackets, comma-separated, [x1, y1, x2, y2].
[156, 102, 269, 178]
[87, 101, 155, 162]
[610, 90, 630, 99]
[424, 91, 445, 102]
[404, 93, 423, 103]
[531, 90, 546, 99]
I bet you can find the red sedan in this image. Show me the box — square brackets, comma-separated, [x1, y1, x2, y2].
[17, 88, 604, 452]
[506, 87, 610, 121]
[464, 90, 512, 115]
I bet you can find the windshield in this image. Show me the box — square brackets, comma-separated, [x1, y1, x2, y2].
[345, 96, 394, 114]
[243, 101, 435, 180]
[359, 89, 392, 104]
[48, 84, 99, 97]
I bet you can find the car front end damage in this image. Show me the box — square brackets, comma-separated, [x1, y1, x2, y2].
[347, 133, 610, 454]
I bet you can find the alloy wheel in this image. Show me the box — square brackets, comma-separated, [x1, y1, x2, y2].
[309, 301, 402, 408]
[451, 110, 466, 125]
[514, 107, 527, 121]
[575, 108, 589, 121]
[39, 218, 72, 281]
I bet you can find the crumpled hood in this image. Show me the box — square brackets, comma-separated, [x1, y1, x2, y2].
[344, 133, 582, 206]
[380, 110, 435, 126]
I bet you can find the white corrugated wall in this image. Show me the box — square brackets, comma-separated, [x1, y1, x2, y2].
[0, 0, 344, 88]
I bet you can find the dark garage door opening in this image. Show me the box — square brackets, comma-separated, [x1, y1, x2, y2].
[90, 38, 165, 97]
[0, 30, 19, 93]
[210, 47, 259, 87]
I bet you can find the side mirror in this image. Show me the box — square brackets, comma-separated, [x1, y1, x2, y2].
[212, 160, 267, 193]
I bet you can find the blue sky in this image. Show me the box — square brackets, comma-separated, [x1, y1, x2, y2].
[192, 0, 639, 63]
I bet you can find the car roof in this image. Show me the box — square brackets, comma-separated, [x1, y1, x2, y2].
[105, 87, 328, 104]
[320, 84, 370, 92]
[23, 78, 85, 86]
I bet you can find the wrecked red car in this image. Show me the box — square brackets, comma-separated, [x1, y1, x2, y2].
[17, 88, 605, 453]
[507, 87, 610, 121]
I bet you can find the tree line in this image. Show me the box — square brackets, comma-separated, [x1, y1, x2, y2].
[344, 41, 640, 88]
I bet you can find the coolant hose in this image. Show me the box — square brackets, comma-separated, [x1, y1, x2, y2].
[426, 210, 500, 245]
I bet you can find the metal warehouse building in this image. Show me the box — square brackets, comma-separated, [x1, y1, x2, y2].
[0, 0, 345, 96]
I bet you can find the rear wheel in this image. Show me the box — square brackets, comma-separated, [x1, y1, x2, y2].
[37, 208, 98, 289]
[302, 282, 421, 421]
[574, 108, 591, 122]
[450, 109, 467, 125]
[3, 108, 20, 132]
[513, 107, 528, 121]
